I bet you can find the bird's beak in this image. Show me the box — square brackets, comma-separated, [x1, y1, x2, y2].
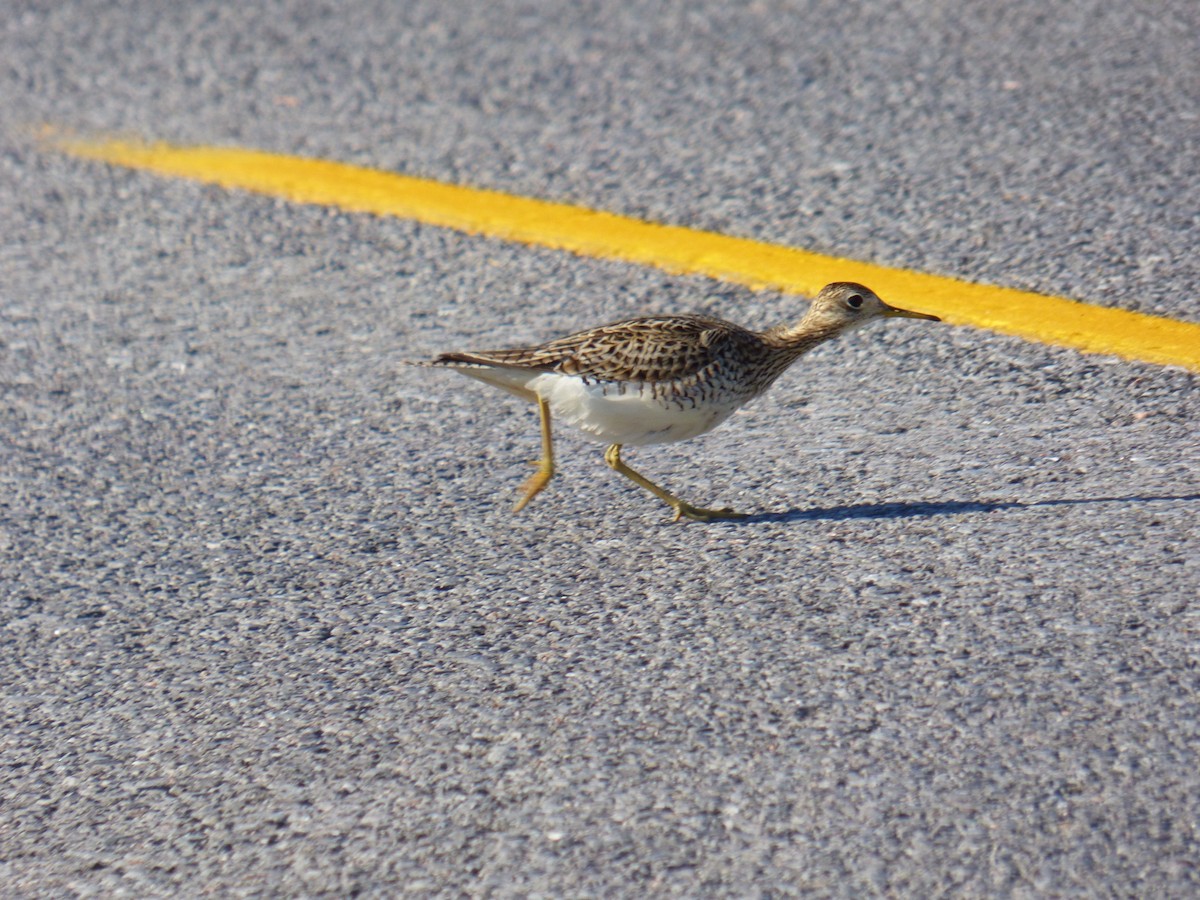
[883, 303, 941, 322]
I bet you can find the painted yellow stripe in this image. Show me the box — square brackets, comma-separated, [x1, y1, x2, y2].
[57, 136, 1200, 372]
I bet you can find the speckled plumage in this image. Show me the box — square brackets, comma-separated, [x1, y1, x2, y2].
[437, 313, 826, 406]
[425, 282, 940, 521]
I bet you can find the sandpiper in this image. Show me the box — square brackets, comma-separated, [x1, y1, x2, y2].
[426, 282, 939, 521]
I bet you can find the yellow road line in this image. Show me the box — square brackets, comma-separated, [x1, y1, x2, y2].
[57, 136, 1200, 372]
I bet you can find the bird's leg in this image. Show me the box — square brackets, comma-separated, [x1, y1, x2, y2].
[512, 396, 555, 513]
[603, 444, 748, 523]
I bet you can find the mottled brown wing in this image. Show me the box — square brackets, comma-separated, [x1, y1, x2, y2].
[437, 315, 755, 384]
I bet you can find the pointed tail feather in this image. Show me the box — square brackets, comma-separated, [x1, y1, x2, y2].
[403, 353, 509, 368]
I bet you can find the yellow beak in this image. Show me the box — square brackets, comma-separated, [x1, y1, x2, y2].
[883, 304, 941, 322]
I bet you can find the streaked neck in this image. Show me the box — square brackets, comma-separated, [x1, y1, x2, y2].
[761, 317, 845, 357]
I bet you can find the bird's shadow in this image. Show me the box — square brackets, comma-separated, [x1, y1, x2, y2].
[734, 493, 1200, 524]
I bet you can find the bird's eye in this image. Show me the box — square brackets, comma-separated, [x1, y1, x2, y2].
[846, 293, 864, 309]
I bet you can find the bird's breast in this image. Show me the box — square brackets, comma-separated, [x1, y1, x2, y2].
[530, 373, 750, 446]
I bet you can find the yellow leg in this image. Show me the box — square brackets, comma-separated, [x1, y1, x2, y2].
[603, 444, 748, 522]
[512, 396, 555, 513]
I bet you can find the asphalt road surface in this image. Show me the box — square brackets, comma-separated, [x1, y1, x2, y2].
[2, 1, 1198, 895]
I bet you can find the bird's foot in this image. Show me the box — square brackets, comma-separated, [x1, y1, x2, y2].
[512, 465, 554, 514]
[670, 501, 750, 523]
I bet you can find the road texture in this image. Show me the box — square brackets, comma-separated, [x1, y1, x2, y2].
[2, 0, 1198, 895]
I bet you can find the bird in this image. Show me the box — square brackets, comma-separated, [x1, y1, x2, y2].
[425, 282, 939, 522]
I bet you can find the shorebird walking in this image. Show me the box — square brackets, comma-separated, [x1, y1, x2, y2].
[426, 282, 939, 521]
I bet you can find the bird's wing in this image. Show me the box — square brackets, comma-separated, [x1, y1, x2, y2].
[436, 315, 754, 384]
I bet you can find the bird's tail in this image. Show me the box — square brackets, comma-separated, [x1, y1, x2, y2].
[403, 353, 480, 368]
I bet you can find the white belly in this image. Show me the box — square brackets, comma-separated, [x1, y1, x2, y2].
[529, 372, 743, 446]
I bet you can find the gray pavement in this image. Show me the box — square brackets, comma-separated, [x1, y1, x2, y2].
[2, 0, 1198, 896]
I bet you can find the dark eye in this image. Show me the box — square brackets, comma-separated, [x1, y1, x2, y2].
[846, 293, 864, 309]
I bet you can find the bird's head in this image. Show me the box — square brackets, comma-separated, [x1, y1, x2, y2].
[801, 282, 940, 334]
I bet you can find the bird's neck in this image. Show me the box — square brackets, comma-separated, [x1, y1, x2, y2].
[761, 316, 844, 359]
